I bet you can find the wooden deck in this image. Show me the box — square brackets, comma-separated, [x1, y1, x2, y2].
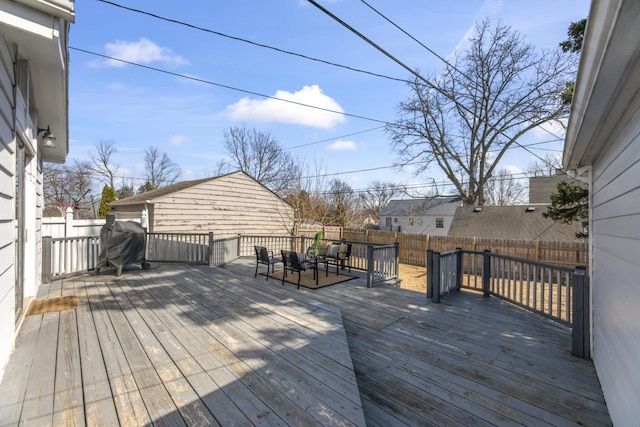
[0, 259, 610, 426]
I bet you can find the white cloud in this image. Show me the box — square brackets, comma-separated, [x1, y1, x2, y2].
[101, 38, 188, 68]
[326, 139, 357, 151]
[224, 85, 346, 129]
[527, 121, 567, 141]
[169, 135, 189, 145]
[501, 164, 523, 175]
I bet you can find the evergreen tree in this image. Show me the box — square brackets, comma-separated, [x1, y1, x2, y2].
[543, 181, 589, 238]
[98, 185, 116, 219]
[546, 19, 589, 238]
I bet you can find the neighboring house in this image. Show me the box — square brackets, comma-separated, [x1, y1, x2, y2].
[528, 173, 575, 204]
[562, 1, 640, 425]
[0, 1, 74, 377]
[528, 172, 588, 205]
[447, 205, 582, 241]
[110, 171, 295, 238]
[378, 197, 461, 235]
[448, 175, 584, 241]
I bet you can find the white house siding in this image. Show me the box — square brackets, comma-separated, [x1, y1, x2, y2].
[384, 215, 452, 236]
[0, 35, 15, 378]
[589, 106, 640, 425]
[0, 35, 17, 375]
[153, 172, 293, 238]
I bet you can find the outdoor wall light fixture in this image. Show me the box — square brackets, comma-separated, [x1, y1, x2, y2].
[37, 125, 56, 148]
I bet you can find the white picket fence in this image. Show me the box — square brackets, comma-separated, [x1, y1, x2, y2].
[43, 207, 144, 238]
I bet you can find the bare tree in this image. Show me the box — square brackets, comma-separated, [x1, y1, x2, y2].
[90, 140, 119, 190]
[43, 160, 95, 216]
[219, 124, 302, 196]
[360, 181, 401, 221]
[281, 160, 333, 226]
[525, 153, 563, 177]
[387, 19, 576, 205]
[115, 178, 135, 199]
[326, 179, 358, 227]
[143, 146, 181, 189]
[484, 169, 527, 206]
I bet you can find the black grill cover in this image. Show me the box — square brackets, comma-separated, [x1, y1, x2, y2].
[97, 214, 146, 272]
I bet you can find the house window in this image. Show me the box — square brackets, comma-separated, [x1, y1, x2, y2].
[394, 218, 398, 223]
[409, 217, 414, 226]
[385, 217, 391, 227]
[436, 217, 444, 228]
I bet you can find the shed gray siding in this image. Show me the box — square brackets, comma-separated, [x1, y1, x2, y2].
[0, 35, 16, 374]
[589, 105, 640, 424]
[151, 172, 293, 238]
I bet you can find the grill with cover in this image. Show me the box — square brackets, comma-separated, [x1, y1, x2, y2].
[96, 214, 150, 276]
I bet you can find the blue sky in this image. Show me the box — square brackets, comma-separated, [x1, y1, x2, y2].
[68, 0, 590, 195]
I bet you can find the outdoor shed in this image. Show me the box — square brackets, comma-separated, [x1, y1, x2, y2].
[110, 171, 294, 238]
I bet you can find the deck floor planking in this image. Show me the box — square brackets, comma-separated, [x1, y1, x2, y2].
[0, 259, 610, 426]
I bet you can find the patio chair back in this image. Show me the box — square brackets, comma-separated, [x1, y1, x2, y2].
[254, 245, 282, 280]
[281, 250, 309, 288]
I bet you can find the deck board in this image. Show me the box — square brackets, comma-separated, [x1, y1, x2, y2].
[0, 259, 611, 426]
[73, 279, 120, 426]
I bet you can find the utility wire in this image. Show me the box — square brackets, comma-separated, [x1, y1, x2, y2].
[95, 0, 567, 176]
[358, 0, 475, 84]
[284, 126, 385, 150]
[70, 47, 389, 125]
[306, 0, 575, 181]
[96, 0, 412, 85]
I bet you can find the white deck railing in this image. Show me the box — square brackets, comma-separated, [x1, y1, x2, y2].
[43, 233, 400, 288]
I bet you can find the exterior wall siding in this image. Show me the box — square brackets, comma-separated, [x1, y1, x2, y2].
[382, 214, 453, 235]
[0, 35, 16, 375]
[590, 105, 640, 426]
[152, 172, 294, 238]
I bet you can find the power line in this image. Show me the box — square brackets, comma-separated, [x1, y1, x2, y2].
[90, 0, 566, 176]
[95, 0, 413, 85]
[284, 126, 385, 150]
[70, 47, 389, 125]
[305, 0, 574, 181]
[357, 0, 475, 84]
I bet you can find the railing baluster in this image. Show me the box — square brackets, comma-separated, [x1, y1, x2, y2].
[547, 267, 553, 317]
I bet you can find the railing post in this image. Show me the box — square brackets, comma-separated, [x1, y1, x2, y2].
[366, 245, 374, 288]
[42, 236, 52, 284]
[426, 250, 433, 299]
[394, 242, 399, 278]
[432, 251, 441, 303]
[482, 249, 491, 297]
[208, 232, 214, 267]
[65, 207, 73, 237]
[572, 266, 590, 359]
[455, 247, 463, 290]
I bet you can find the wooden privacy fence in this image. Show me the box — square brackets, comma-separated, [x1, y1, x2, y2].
[427, 248, 590, 359]
[338, 228, 587, 269]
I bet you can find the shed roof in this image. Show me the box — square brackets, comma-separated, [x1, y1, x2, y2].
[110, 171, 280, 207]
[379, 197, 461, 217]
[110, 177, 214, 206]
[448, 205, 583, 241]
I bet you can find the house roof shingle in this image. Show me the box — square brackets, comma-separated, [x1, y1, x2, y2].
[379, 197, 461, 217]
[448, 205, 583, 241]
